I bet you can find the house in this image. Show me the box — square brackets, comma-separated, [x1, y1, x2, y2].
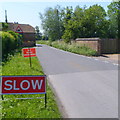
[7, 22, 36, 47]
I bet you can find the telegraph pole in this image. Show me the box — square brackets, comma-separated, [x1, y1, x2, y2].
[5, 10, 8, 23]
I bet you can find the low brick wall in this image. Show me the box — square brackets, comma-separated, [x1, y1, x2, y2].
[75, 38, 118, 55]
[75, 38, 101, 55]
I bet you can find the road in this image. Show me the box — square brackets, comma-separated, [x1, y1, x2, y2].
[36, 44, 118, 118]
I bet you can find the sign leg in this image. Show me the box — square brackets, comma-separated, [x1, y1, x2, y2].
[45, 93, 47, 108]
[29, 47, 32, 67]
[29, 56, 32, 67]
[1, 95, 4, 100]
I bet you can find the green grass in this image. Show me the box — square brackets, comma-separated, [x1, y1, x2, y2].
[37, 40, 97, 56]
[1, 52, 61, 118]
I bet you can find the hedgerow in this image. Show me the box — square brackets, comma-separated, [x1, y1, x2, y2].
[0, 31, 20, 61]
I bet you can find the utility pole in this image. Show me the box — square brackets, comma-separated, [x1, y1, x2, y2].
[5, 10, 8, 23]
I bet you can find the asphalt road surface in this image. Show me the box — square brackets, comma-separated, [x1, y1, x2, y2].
[36, 44, 118, 118]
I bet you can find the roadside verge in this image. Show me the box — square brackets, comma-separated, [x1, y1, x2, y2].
[1, 52, 61, 118]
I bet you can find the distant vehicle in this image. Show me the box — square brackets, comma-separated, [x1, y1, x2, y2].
[36, 44, 42, 47]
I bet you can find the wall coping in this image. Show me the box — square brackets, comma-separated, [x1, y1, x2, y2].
[76, 38, 101, 41]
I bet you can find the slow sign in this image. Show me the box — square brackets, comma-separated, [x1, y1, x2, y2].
[1, 76, 46, 94]
[22, 48, 36, 57]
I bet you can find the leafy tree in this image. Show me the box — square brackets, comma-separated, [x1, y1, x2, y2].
[62, 4, 108, 42]
[62, 6, 76, 43]
[82, 4, 109, 38]
[35, 26, 42, 40]
[39, 5, 64, 41]
[107, 2, 119, 38]
[39, 3, 118, 42]
[73, 5, 85, 38]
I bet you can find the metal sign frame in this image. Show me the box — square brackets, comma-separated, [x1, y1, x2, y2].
[0, 75, 47, 108]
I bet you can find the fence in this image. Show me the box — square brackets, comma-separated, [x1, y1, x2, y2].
[101, 39, 118, 54]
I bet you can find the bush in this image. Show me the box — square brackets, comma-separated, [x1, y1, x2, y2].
[0, 31, 19, 60]
[51, 41, 97, 56]
[37, 40, 97, 56]
[0, 22, 8, 31]
[37, 40, 52, 46]
[7, 30, 23, 47]
[7, 31, 19, 40]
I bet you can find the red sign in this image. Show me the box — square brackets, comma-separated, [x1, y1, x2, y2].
[22, 48, 36, 57]
[16, 26, 23, 33]
[1, 76, 46, 94]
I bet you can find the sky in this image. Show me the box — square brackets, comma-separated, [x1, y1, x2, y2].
[0, 0, 113, 32]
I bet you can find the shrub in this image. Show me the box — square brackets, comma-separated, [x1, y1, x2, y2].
[0, 31, 19, 60]
[7, 31, 19, 40]
[7, 30, 22, 47]
[51, 41, 97, 56]
[37, 40, 97, 56]
[0, 22, 8, 31]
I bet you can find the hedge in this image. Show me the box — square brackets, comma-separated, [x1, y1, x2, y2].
[0, 31, 19, 60]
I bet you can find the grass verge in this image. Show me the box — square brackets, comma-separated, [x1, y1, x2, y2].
[1, 52, 61, 118]
[37, 40, 97, 56]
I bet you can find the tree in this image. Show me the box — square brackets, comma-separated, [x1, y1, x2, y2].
[39, 4, 115, 43]
[62, 6, 76, 43]
[73, 5, 86, 38]
[82, 4, 109, 38]
[35, 26, 42, 40]
[39, 5, 64, 41]
[107, 2, 119, 38]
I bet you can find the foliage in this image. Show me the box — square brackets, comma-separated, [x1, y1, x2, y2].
[39, 5, 64, 41]
[1, 31, 20, 61]
[107, 2, 119, 38]
[7, 30, 23, 47]
[2, 53, 61, 118]
[35, 26, 42, 40]
[37, 40, 97, 56]
[0, 22, 8, 31]
[7, 31, 19, 40]
[42, 35, 48, 40]
[37, 40, 52, 45]
[83, 5, 109, 38]
[39, 3, 117, 41]
[51, 41, 97, 56]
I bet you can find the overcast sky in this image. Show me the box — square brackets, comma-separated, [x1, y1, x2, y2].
[0, 0, 113, 32]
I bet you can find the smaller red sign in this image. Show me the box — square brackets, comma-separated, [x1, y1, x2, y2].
[2, 76, 46, 94]
[22, 48, 36, 57]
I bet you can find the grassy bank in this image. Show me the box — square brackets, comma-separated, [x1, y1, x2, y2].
[37, 40, 97, 56]
[1, 53, 61, 118]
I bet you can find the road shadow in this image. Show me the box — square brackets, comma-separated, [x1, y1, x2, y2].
[100, 54, 109, 58]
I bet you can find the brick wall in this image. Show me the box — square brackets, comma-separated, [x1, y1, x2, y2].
[75, 38, 101, 55]
[75, 38, 118, 55]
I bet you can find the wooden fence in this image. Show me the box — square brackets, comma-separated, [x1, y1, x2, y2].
[101, 39, 118, 54]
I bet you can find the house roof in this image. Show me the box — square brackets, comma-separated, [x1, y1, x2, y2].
[7, 23, 35, 33]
